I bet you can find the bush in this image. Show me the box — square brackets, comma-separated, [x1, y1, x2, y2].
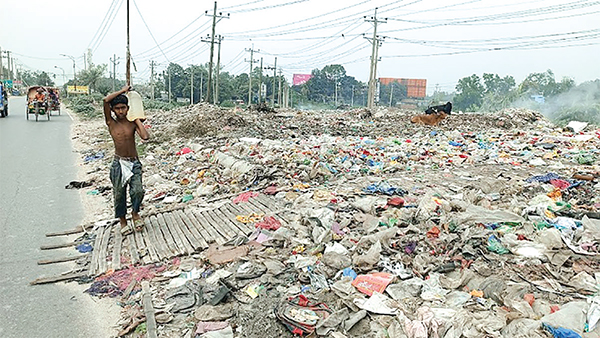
[66, 94, 102, 119]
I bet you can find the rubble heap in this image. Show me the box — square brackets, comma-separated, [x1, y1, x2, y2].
[70, 104, 600, 338]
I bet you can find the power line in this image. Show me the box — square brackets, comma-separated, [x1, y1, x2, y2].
[92, 0, 125, 53]
[221, 0, 266, 10]
[226, 0, 374, 36]
[135, 21, 212, 61]
[229, 0, 309, 13]
[88, 0, 120, 50]
[134, 17, 210, 57]
[132, 0, 171, 63]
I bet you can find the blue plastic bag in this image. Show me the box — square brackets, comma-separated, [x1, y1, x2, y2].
[542, 323, 582, 338]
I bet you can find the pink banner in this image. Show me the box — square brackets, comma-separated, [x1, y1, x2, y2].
[293, 74, 313, 86]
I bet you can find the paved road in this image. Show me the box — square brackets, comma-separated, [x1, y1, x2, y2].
[0, 97, 115, 337]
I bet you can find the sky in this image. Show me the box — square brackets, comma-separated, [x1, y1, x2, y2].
[2, 0, 599, 94]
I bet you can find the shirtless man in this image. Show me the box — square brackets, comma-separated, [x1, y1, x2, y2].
[103, 85, 150, 235]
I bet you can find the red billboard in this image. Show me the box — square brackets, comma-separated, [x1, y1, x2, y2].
[379, 78, 427, 98]
[293, 74, 313, 86]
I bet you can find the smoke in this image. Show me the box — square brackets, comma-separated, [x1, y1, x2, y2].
[513, 80, 600, 125]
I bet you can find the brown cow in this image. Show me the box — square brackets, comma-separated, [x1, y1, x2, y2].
[411, 112, 447, 126]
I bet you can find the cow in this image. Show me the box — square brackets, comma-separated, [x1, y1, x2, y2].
[425, 101, 452, 115]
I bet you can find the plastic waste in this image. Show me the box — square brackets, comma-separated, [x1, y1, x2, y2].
[353, 292, 398, 315]
[586, 296, 600, 332]
[487, 235, 509, 254]
[541, 301, 588, 334]
[351, 272, 394, 296]
[542, 323, 582, 338]
[353, 241, 381, 270]
[565, 121, 588, 133]
[126, 90, 146, 121]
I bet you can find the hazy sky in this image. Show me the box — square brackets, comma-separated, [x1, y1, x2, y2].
[2, 0, 599, 94]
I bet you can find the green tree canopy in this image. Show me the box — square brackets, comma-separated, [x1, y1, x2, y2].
[454, 74, 484, 111]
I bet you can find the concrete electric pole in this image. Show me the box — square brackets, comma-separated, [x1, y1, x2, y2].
[244, 45, 259, 105]
[110, 54, 121, 91]
[364, 8, 386, 110]
[204, 2, 229, 103]
[258, 57, 263, 103]
[263, 58, 276, 107]
[150, 60, 156, 100]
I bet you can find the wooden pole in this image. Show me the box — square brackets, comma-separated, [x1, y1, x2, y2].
[126, 0, 131, 86]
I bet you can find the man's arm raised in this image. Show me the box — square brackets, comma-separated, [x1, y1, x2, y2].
[134, 119, 150, 141]
[103, 85, 131, 125]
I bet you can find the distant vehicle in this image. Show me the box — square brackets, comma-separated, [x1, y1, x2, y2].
[26, 86, 50, 121]
[0, 82, 8, 117]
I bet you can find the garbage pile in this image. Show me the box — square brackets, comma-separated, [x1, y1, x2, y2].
[70, 104, 600, 338]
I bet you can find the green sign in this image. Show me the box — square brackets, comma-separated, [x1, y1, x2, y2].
[1, 80, 13, 88]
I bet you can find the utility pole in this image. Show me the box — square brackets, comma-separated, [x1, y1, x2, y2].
[215, 35, 223, 105]
[263, 58, 276, 106]
[150, 60, 155, 100]
[6, 51, 12, 80]
[0, 47, 3, 80]
[244, 44, 259, 105]
[364, 8, 386, 110]
[278, 69, 282, 106]
[60, 54, 77, 90]
[200, 71, 203, 102]
[351, 85, 355, 106]
[272, 57, 277, 106]
[110, 54, 121, 91]
[204, 2, 229, 103]
[389, 82, 394, 107]
[190, 65, 194, 105]
[168, 67, 172, 103]
[126, 0, 131, 85]
[258, 57, 263, 103]
[335, 82, 338, 106]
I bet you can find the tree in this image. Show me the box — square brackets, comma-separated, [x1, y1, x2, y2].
[164, 63, 185, 99]
[518, 69, 574, 97]
[454, 74, 484, 111]
[78, 64, 107, 92]
[20, 70, 55, 87]
[480, 73, 517, 111]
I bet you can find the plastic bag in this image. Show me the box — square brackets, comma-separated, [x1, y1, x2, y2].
[541, 301, 588, 334]
[353, 241, 381, 270]
[542, 323, 582, 338]
[351, 272, 394, 296]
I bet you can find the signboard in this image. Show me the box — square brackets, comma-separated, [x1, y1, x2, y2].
[379, 78, 427, 98]
[293, 74, 313, 86]
[2, 79, 13, 88]
[67, 85, 89, 94]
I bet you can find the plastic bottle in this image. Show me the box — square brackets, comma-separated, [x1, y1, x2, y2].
[126, 91, 145, 121]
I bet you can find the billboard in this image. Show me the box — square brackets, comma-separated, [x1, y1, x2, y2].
[67, 85, 89, 94]
[2, 79, 13, 88]
[379, 78, 427, 98]
[293, 74, 313, 86]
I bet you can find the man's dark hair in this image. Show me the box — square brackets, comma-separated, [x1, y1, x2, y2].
[110, 94, 129, 108]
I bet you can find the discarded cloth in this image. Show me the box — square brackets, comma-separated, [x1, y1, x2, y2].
[196, 321, 229, 335]
[232, 191, 259, 204]
[526, 173, 561, 183]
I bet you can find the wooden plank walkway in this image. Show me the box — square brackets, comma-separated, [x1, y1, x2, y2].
[85, 194, 286, 276]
